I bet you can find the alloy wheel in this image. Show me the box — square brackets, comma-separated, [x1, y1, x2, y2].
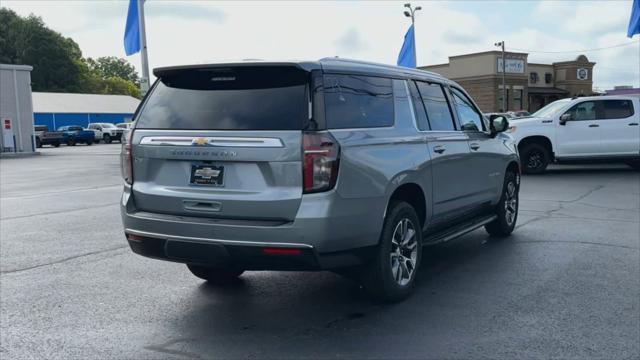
[504, 181, 518, 226]
[527, 151, 543, 171]
[390, 218, 418, 286]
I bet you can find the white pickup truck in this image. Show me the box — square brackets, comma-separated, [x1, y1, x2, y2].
[507, 96, 640, 173]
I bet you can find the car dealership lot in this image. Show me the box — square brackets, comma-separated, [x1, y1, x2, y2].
[1, 145, 638, 359]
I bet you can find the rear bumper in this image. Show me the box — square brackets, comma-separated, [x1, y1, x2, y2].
[120, 185, 385, 270]
[126, 231, 324, 270]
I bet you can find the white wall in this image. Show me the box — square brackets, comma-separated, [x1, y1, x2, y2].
[0, 64, 35, 153]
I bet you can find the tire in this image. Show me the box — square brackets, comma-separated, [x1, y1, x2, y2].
[360, 201, 422, 303]
[485, 171, 519, 238]
[53, 142, 60, 148]
[520, 143, 550, 174]
[186, 264, 244, 285]
[35, 138, 42, 148]
[67, 139, 76, 146]
[103, 134, 112, 144]
[86, 140, 93, 146]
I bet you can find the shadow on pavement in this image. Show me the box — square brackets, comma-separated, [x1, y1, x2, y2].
[148, 231, 514, 358]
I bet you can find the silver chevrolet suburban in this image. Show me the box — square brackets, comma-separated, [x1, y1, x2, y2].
[120, 58, 519, 302]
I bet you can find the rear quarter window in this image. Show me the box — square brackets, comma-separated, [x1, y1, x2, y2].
[601, 100, 634, 119]
[323, 74, 394, 129]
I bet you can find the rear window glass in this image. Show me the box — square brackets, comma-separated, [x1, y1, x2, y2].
[136, 67, 309, 130]
[416, 82, 455, 131]
[601, 100, 634, 119]
[324, 74, 394, 129]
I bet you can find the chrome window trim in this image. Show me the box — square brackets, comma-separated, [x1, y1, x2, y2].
[139, 136, 284, 148]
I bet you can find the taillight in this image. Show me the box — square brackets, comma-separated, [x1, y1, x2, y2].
[303, 131, 340, 193]
[120, 130, 134, 185]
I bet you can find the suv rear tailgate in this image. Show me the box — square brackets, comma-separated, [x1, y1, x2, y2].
[131, 130, 303, 221]
[129, 65, 310, 221]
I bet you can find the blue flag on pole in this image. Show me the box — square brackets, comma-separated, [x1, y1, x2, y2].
[628, 0, 640, 37]
[124, 0, 140, 55]
[397, 25, 416, 68]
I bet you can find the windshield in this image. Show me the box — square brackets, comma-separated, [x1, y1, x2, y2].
[532, 99, 571, 118]
[101, 123, 116, 128]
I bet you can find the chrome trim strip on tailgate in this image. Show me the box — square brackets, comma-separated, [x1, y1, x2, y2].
[139, 136, 284, 147]
[125, 228, 314, 249]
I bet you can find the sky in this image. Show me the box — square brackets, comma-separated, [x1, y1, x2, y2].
[3, 0, 640, 90]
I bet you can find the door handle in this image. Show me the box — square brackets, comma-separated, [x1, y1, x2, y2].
[433, 145, 446, 154]
[470, 143, 480, 151]
[629, 123, 639, 126]
[588, 124, 599, 128]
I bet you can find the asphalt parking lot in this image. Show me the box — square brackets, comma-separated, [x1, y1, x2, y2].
[1, 145, 639, 360]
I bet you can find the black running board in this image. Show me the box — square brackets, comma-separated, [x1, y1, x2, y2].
[423, 215, 497, 245]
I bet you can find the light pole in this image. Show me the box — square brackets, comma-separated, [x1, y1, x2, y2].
[404, 3, 422, 67]
[495, 41, 506, 111]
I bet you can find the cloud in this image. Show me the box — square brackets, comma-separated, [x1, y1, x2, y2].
[442, 30, 482, 45]
[146, 2, 225, 22]
[534, 1, 630, 35]
[335, 28, 369, 54]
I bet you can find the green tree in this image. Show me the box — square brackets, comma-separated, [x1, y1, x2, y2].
[87, 56, 140, 86]
[0, 8, 142, 98]
[0, 8, 86, 92]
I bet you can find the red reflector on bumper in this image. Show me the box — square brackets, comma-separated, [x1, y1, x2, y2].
[262, 248, 302, 255]
[126, 234, 145, 242]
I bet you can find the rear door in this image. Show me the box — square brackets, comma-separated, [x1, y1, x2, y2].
[597, 99, 639, 156]
[131, 65, 311, 221]
[413, 81, 473, 224]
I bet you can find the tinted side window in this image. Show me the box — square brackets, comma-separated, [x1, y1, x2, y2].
[450, 87, 483, 131]
[324, 75, 394, 129]
[408, 81, 429, 130]
[602, 100, 634, 119]
[416, 82, 455, 131]
[392, 80, 414, 129]
[565, 101, 596, 121]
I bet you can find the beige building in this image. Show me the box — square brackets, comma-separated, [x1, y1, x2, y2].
[420, 52, 596, 113]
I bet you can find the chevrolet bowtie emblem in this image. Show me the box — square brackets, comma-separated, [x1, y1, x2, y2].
[194, 167, 220, 179]
[192, 137, 209, 146]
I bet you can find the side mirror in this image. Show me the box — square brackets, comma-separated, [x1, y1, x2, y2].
[489, 115, 509, 136]
[559, 113, 571, 125]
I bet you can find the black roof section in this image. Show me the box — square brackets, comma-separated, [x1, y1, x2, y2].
[153, 58, 450, 84]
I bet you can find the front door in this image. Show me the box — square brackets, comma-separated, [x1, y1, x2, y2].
[556, 100, 602, 158]
[448, 86, 500, 207]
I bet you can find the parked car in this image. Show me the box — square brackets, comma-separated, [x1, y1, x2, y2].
[88, 123, 123, 143]
[120, 59, 519, 302]
[484, 112, 514, 119]
[507, 110, 531, 118]
[57, 125, 95, 146]
[85, 126, 103, 143]
[116, 122, 134, 130]
[508, 96, 640, 173]
[34, 125, 63, 148]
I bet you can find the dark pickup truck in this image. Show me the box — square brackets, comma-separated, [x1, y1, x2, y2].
[57, 126, 95, 146]
[34, 125, 64, 148]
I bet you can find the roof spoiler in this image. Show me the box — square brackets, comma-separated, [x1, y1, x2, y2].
[153, 62, 320, 78]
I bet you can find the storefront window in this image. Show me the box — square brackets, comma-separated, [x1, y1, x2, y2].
[498, 88, 509, 112]
[513, 89, 523, 110]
